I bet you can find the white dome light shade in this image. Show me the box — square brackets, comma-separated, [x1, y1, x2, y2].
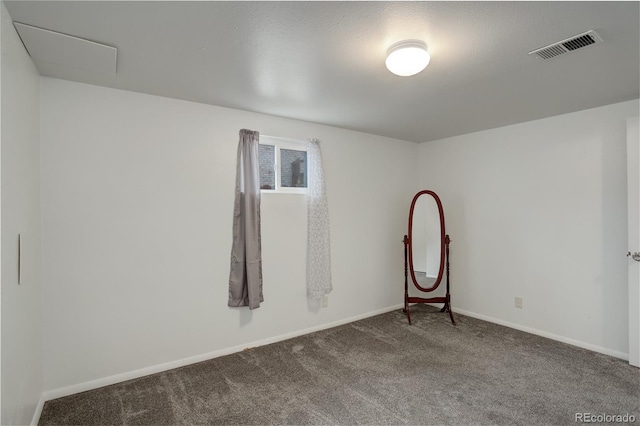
[385, 40, 430, 77]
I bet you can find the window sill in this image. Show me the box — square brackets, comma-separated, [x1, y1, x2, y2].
[261, 188, 307, 195]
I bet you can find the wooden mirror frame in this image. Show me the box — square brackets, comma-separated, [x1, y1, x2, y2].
[403, 190, 455, 325]
[408, 190, 445, 292]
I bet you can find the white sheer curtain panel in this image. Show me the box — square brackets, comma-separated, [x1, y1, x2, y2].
[228, 129, 263, 309]
[307, 138, 333, 300]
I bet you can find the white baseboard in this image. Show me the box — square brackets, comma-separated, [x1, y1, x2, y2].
[30, 394, 46, 426]
[452, 307, 629, 361]
[34, 302, 628, 423]
[40, 304, 405, 404]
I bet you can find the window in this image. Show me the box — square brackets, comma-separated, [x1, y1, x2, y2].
[259, 144, 276, 190]
[259, 136, 307, 193]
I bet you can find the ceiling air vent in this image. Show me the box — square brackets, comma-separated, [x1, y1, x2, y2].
[529, 30, 602, 60]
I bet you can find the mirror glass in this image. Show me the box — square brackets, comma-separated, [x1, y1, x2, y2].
[410, 193, 442, 289]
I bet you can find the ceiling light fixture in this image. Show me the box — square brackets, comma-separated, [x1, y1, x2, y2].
[385, 40, 430, 77]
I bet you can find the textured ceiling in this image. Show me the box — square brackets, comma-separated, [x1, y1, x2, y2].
[5, 1, 640, 143]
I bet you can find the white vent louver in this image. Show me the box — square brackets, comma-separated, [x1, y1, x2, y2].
[529, 30, 603, 60]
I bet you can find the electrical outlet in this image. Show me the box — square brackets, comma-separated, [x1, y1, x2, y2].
[515, 297, 523, 309]
[321, 295, 329, 308]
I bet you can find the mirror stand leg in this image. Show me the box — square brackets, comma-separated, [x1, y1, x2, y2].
[443, 234, 455, 324]
[445, 294, 455, 325]
[448, 307, 456, 325]
[403, 234, 412, 324]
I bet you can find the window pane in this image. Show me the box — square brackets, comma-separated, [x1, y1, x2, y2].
[280, 149, 307, 188]
[259, 144, 275, 190]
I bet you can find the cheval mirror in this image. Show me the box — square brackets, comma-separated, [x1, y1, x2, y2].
[403, 190, 455, 325]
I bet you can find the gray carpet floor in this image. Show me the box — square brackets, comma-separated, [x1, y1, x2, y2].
[39, 305, 640, 425]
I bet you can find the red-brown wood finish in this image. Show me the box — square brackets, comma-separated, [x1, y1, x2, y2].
[403, 190, 455, 325]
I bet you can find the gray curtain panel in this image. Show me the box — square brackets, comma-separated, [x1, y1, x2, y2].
[228, 129, 263, 309]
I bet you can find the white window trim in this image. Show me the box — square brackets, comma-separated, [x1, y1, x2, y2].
[260, 135, 308, 194]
